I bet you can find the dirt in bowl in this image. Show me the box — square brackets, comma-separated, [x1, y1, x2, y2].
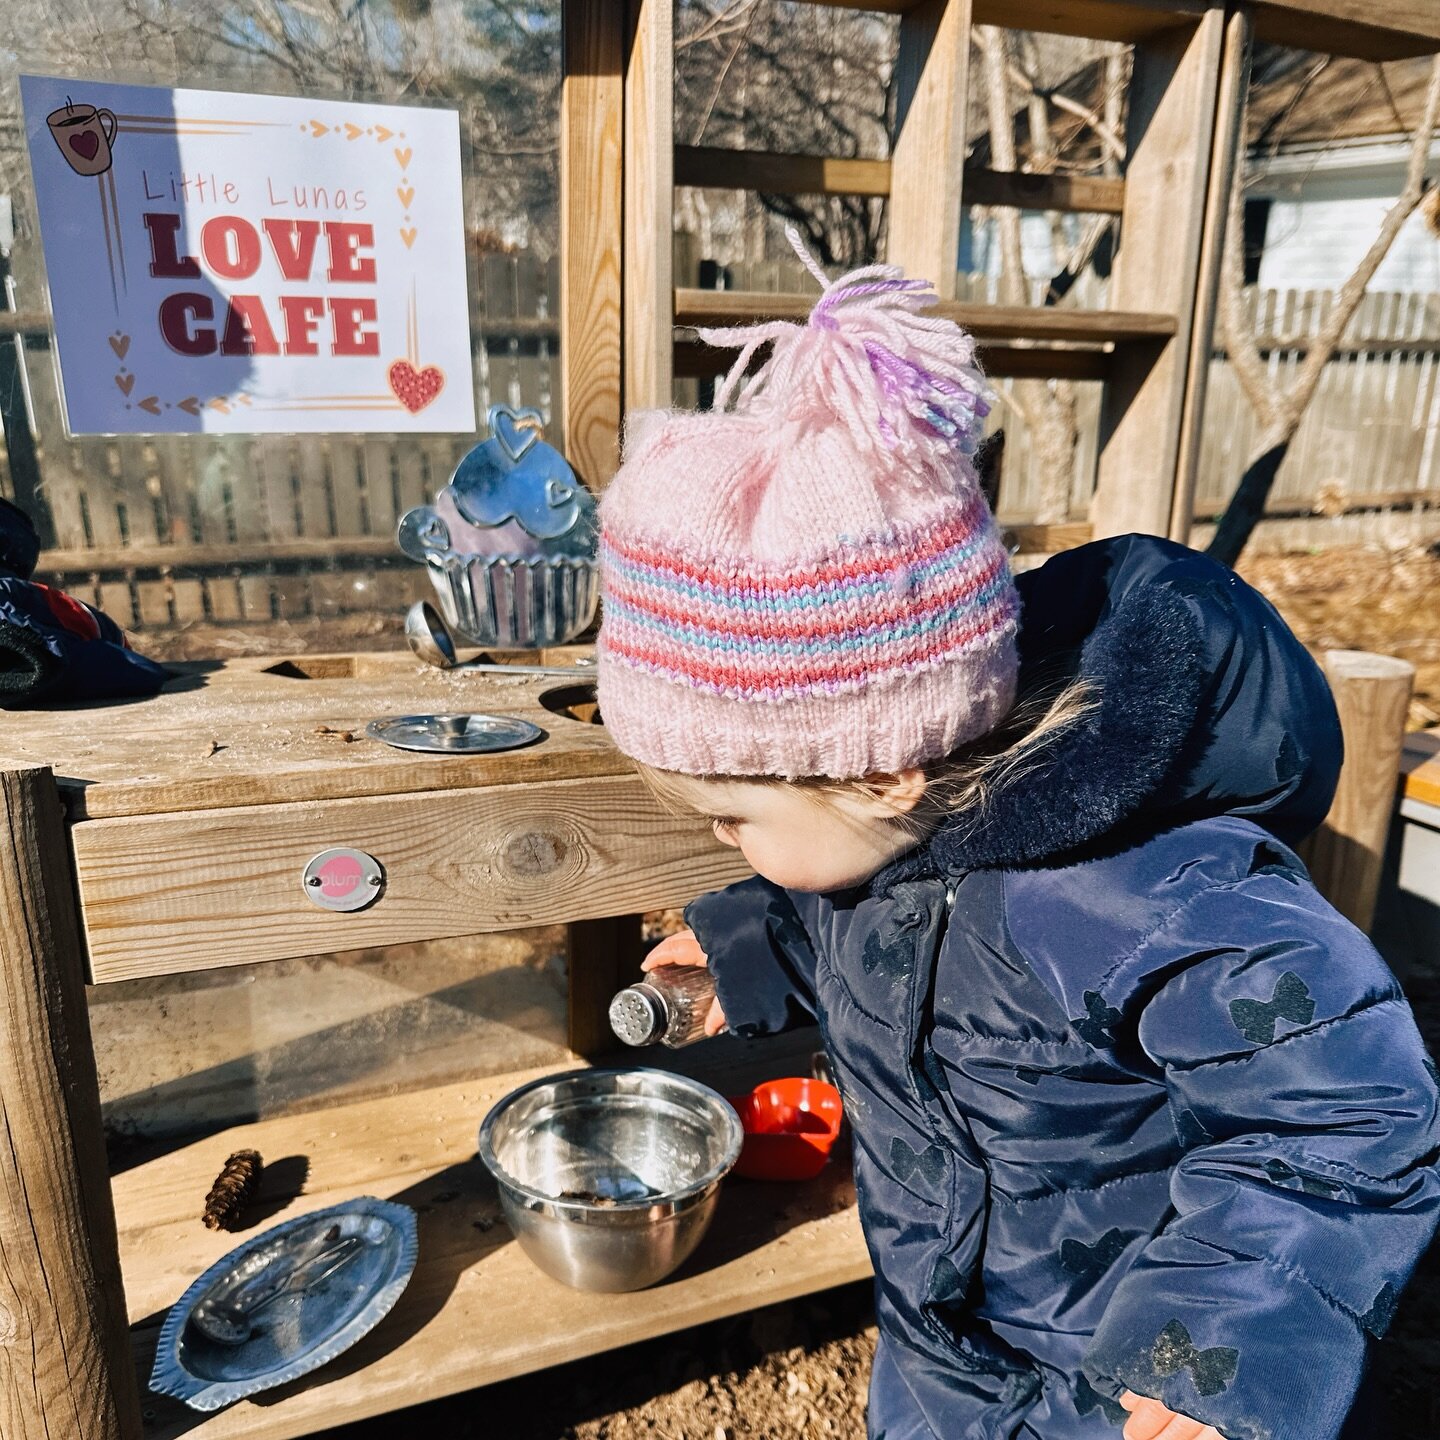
[556, 1186, 659, 1207]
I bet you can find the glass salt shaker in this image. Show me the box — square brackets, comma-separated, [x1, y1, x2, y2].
[609, 965, 718, 1048]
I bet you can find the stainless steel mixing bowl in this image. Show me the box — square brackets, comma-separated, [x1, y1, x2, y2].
[477, 1069, 743, 1293]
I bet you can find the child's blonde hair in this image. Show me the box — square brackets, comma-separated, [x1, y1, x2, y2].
[640, 670, 1098, 833]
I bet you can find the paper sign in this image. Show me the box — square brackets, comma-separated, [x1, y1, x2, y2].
[20, 75, 475, 434]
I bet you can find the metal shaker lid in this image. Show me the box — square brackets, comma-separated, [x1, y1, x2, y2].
[608, 984, 667, 1046]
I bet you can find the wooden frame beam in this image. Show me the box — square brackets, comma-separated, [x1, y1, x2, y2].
[889, 0, 973, 297]
[567, 914, 646, 1057]
[624, 0, 674, 413]
[1251, 1, 1439, 62]
[676, 146, 891, 196]
[808, 0, 1203, 40]
[1171, 3, 1252, 543]
[561, 1, 625, 489]
[1299, 652, 1416, 931]
[963, 167, 1126, 214]
[0, 768, 142, 1440]
[1091, 9, 1226, 539]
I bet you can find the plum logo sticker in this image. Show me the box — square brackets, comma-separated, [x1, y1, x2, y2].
[302, 847, 385, 912]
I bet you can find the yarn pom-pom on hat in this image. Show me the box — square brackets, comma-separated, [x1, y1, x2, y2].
[598, 232, 1020, 780]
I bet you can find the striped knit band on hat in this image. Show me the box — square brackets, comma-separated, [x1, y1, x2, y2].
[597, 233, 1020, 779]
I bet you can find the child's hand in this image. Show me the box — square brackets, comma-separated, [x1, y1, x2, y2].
[641, 928, 728, 1036]
[1119, 1391, 1229, 1440]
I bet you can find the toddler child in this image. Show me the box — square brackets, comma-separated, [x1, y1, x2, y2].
[595, 237, 1439, 1440]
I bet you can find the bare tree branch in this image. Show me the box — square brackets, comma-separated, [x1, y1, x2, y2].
[1208, 53, 1440, 564]
[1284, 56, 1440, 419]
[1217, 162, 1275, 424]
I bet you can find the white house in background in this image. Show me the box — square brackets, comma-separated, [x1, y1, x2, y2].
[1247, 138, 1440, 293]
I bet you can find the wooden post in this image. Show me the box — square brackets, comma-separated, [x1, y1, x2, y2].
[889, 0, 973, 298]
[1090, 10, 1226, 539]
[562, 0, 625, 489]
[1303, 652, 1416, 932]
[0, 768, 141, 1440]
[1170, 4, 1253, 543]
[624, 0, 674, 414]
[567, 913, 647, 1058]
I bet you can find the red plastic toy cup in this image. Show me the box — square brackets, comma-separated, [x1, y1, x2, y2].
[728, 1077, 844, 1181]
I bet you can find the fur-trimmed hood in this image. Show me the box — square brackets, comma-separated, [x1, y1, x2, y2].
[885, 535, 1342, 876]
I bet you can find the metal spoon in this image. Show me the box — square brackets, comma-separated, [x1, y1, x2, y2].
[405, 599, 468, 669]
[191, 1234, 365, 1346]
[404, 600, 595, 678]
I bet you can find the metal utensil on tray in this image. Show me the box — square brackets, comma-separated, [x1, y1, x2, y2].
[404, 600, 595, 678]
[191, 1231, 365, 1345]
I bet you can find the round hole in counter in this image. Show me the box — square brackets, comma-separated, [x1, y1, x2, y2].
[540, 683, 603, 725]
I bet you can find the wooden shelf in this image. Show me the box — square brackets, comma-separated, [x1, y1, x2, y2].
[802, 0, 1203, 42]
[674, 146, 1126, 215]
[674, 289, 1176, 345]
[1251, 0, 1439, 61]
[675, 291, 1171, 382]
[120, 1043, 868, 1440]
[676, 146, 890, 198]
[796, 0, 1437, 58]
[676, 336, 1115, 383]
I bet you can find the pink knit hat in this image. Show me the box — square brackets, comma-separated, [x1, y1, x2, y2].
[597, 238, 1020, 779]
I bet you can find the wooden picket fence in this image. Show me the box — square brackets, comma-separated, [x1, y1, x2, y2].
[6, 253, 560, 630]
[1194, 287, 1440, 518]
[1, 252, 1436, 633]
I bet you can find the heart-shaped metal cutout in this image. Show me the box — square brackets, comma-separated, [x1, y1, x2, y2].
[488, 404, 545, 463]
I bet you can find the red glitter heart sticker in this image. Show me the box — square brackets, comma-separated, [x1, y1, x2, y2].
[388, 360, 445, 414]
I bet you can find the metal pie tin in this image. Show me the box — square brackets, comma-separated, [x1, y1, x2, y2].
[149, 1197, 419, 1412]
[364, 712, 545, 753]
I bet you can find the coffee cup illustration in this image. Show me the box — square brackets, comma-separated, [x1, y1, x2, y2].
[47, 99, 118, 177]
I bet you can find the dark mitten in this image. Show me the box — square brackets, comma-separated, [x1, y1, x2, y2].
[0, 578, 169, 706]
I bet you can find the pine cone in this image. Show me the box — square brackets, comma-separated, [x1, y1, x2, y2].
[202, 1150, 263, 1231]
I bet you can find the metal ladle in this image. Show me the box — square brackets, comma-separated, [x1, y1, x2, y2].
[404, 600, 595, 678]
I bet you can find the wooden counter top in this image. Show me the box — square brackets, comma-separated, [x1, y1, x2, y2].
[0, 650, 621, 821]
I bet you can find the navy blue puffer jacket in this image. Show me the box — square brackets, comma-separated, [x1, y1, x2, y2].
[685, 536, 1440, 1440]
